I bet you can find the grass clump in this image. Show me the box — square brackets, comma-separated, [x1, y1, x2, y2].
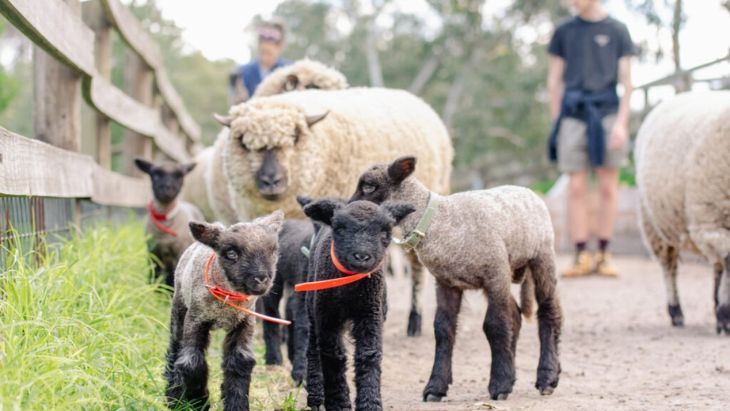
[0, 221, 302, 410]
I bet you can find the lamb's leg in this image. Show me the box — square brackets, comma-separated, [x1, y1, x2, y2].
[716, 254, 730, 335]
[319, 321, 351, 410]
[285, 291, 295, 364]
[305, 294, 325, 410]
[166, 313, 213, 410]
[483, 283, 518, 400]
[423, 282, 463, 402]
[290, 290, 309, 385]
[352, 312, 385, 411]
[221, 317, 256, 411]
[164, 295, 187, 390]
[262, 278, 284, 365]
[407, 251, 423, 336]
[529, 253, 562, 396]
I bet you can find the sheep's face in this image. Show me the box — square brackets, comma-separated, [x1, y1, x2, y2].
[217, 103, 328, 202]
[134, 158, 196, 204]
[189, 210, 284, 295]
[303, 198, 415, 273]
[350, 156, 417, 205]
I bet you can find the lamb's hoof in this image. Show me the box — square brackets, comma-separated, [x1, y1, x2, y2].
[668, 304, 684, 327]
[491, 393, 509, 401]
[424, 393, 444, 402]
[716, 304, 730, 335]
[291, 368, 305, 386]
[407, 311, 422, 337]
[539, 386, 555, 396]
[488, 379, 514, 401]
[308, 406, 324, 411]
[536, 367, 560, 396]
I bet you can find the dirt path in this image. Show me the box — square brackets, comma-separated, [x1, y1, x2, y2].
[377, 255, 730, 410]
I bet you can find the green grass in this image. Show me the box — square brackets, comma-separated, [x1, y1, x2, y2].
[0, 221, 301, 410]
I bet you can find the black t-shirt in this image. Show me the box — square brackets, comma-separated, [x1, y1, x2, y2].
[548, 16, 634, 92]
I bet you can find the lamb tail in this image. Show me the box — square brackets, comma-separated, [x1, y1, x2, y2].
[520, 270, 535, 319]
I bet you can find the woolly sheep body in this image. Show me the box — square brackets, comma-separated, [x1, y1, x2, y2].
[180, 147, 215, 220]
[224, 87, 453, 220]
[253, 59, 348, 98]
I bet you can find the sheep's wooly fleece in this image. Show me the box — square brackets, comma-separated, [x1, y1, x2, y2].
[180, 148, 215, 220]
[224, 88, 453, 220]
[253, 59, 349, 98]
[635, 90, 730, 264]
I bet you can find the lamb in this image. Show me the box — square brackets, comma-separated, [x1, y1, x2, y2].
[634, 91, 730, 334]
[262, 218, 315, 384]
[165, 210, 285, 410]
[298, 197, 415, 411]
[253, 59, 349, 98]
[350, 156, 563, 401]
[213, 87, 453, 336]
[181, 59, 349, 225]
[134, 158, 204, 288]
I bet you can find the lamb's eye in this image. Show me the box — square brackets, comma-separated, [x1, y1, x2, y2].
[362, 184, 376, 194]
[224, 250, 239, 261]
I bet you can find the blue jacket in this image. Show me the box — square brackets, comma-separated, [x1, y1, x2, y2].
[235, 58, 291, 97]
[548, 88, 619, 167]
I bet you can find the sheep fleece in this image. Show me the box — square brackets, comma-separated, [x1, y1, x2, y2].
[226, 87, 453, 220]
[635, 90, 730, 264]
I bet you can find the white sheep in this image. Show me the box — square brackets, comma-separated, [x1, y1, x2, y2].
[253, 59, 349, 98]
[635, 90, 730, 334]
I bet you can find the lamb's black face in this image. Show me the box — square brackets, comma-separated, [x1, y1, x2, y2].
[189, 211, 284, 296]
[350, 156, 417, 205]
[303, 198, 415, 273]
[135, 158, 195, 204]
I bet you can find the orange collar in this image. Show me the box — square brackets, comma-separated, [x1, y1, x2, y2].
[295, 241, 382, 292]
[203, 252, 291, 325]
[147, 201, 177, 236]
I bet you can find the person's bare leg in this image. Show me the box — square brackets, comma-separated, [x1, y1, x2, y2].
[595, 167, 619, 276]
[563, 170, 592, 277]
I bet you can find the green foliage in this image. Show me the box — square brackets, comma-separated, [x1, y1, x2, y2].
[0, 17, 18, 116]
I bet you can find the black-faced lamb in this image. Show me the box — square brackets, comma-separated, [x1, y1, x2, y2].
[298, 197, 415, 411]
[134, 158, 203, 288]
[350, 157, 562, 401]
[164, 211, 286, 410]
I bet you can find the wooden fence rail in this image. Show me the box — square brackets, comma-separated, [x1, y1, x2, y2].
[0, 0, 202, 210]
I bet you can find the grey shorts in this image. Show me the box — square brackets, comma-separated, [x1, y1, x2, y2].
[556, 114, 628, 173]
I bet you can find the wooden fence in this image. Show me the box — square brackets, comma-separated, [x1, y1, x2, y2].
[0, 0, 202, 243]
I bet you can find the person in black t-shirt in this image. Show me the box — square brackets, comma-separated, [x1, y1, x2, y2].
[547, 0, 634, 277]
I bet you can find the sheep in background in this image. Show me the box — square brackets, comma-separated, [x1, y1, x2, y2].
[214, 87, 453, 336]
[134, 158, 203, 288]
[635, 91, 730, 334]
[165, 211, 285, 410]
[350, 156, 562, 401]
[253, 59, 349, 98]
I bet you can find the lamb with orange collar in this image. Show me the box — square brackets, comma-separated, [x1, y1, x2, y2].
[135, 158, 204, 288]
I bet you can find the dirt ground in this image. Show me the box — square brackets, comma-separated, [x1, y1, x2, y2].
[371, 254, 730, 411]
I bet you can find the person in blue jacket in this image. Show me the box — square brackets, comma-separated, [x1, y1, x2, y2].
[230, 22, 291, 104]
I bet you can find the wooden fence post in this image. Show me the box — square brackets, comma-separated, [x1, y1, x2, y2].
[83, 0, 112, 169]
[122, 51, 154, 175]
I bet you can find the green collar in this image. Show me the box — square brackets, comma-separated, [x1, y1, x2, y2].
[394, 192, 439, 251]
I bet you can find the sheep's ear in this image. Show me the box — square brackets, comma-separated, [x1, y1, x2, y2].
[134, 158, 153, 174]
[213, 113, 233, 127]
[284, 74, 299, 91]
[179, 162, 196, 175]
[381, 201, 416, 225]
[256, 210, 285, 233]
[303, 198, 345, 226]
[296, 195, 313, 209]
[387, 156, 417, 185]
[305, 111, 329, 128]
[189, 221, 221, 249]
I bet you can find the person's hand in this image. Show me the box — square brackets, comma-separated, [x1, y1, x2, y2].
[608, 123, 628, 150]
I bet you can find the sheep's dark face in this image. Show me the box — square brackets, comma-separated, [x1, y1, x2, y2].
[134, 158, 196, 204]
[189, 211, 284, 296]
[350, 156, 417, 205]
[303, 198, 415, 273]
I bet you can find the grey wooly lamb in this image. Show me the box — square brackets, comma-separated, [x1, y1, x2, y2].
[302, 198, 415, 411]
[262, 217, 315, 384]
[135, 158, 203, 288]
[165, 211, 284, 410]
[350, 157, 562, 401]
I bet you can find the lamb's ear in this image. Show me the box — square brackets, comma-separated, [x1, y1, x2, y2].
[256, 209, 285, 233]
[303, 198, 345, 226]
[179, 162, 196, 175]
[189, 221, 221, 249]
[381, 201, 416, 225]
[305, 111, 329, 128]
[387, 156, 417, 185]
[296, 195, 313, 209]
[284, 74, 299, 91]
[213, 113, 233, 127]
[134, 158, 153, 174]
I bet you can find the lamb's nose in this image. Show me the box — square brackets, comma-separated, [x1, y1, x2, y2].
[353, 252, 371, 262]
[259, 174, 283, 188]
[253, 275, 268, 285]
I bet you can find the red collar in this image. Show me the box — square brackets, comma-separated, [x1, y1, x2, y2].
[147, 201, 178, 236]
[295, 241, 382, 292]
[203, 252, 291, 325]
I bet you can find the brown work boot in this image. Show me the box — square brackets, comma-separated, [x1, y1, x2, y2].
[562, 251, 593, 278]
[595, 251, 619, 277]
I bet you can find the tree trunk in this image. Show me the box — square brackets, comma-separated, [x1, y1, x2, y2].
[408, 51, 441, 95]
[366, 14, 384, 87]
